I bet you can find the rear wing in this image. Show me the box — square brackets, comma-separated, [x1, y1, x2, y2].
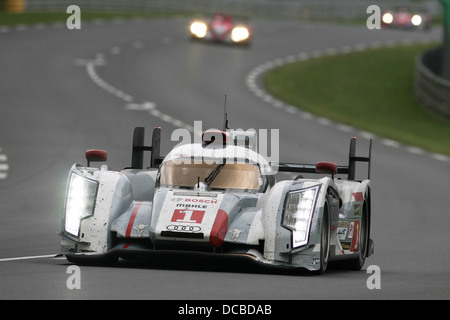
[277, 137, 372, 181]
[128, 128, 372, 181]
[129, 127, 163, 169]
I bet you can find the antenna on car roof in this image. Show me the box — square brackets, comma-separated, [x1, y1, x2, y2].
[223, 94, 229, 131]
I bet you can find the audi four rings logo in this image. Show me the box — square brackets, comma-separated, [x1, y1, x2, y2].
[166, 225, 202, 232]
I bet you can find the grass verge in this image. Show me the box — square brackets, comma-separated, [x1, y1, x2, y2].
[263, 43, 450, 156]
[0, 11, 185, 26]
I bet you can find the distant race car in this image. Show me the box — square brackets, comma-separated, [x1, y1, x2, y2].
[60, 123, 374, 274]
[382, 8, 431, 30]
[189, 13, 252, 45]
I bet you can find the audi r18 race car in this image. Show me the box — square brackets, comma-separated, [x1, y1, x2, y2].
[189, 13, 252, 45]
[60, 125, 374, 274]
[382, 8, 431, 30]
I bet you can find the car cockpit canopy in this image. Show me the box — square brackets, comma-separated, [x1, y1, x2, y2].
[158, 131, 274, 192]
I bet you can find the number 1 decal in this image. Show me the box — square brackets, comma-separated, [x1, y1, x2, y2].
[171, 209, 205, 224]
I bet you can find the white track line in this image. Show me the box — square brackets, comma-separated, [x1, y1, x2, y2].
[76, 45, 194, 133]
[3, 17, 191, 132]
[0, 254, 57, 262]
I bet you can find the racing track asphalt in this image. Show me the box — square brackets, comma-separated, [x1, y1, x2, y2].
[0, 18, 449, 300]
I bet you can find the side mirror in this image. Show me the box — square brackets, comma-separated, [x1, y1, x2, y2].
[315, 161, 337, 180]
[86, 149, 107, 167]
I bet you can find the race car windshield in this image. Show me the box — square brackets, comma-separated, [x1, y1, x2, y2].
[159, 160, 261, 191]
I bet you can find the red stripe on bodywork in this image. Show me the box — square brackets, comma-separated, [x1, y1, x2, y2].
[209, 209, 228, 247]
[350, 221, 361, 252]
[125, 202, 143, 238]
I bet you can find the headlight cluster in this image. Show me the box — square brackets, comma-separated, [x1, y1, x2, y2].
[411, 15, 422, 26]
[382, 12, 423, 26]
[382, 13, 394, 24]
[231, 27, 250, 43]
[282, 185, 320, 248]
[190, 21, 208, 38]
[64, 172, 98, 237]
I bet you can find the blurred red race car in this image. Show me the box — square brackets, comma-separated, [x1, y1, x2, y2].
[382, 8, 431, 31]
[190, 13, 252, 45]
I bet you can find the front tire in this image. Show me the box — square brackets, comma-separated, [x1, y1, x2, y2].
[316, 203, 330, 274]
[334, 198, 370, 271]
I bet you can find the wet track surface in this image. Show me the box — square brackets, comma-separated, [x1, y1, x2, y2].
[0, 18, 449, 299]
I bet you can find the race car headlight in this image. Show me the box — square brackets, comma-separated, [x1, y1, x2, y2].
[382, 13, 394, 24]
[190, 21, 207, 38]
[411, 15, 422, 26]
[231, 27, 250, 42]
[282, 185, 320, 248]
[64, 172, 98, 237]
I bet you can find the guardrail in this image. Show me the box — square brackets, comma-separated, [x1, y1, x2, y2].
[13, 0, 440, 20]
[415, 48, 450, 121]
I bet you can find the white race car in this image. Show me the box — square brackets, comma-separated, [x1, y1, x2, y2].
[60, 125, 374, 274]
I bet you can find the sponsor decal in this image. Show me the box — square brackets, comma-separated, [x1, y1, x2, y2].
[133, 224, 148, 237]
[228, 228, 244, 242]
[185, 198, 218, 204]
[340, 220, 360, 252]
[176, 203, 207, 209]
[171, 197, 219, 204]
[352, 192, 364, 202]
[354, 203, 362, 216]
[349, 221, 360, 252]
[337, 229, 347, 240]
[341, 242, 352, 251]
[337, 221, 349, 241]
[171, 209, 205, 224]
[166, 225, 201, 232]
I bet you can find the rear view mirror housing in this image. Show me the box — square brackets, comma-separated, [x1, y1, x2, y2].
[85, 149, 107, 167]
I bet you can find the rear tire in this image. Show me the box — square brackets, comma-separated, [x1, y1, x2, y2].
[334, 198, 370, 271]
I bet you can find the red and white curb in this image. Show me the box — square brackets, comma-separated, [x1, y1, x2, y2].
[0, 147, 8, 180]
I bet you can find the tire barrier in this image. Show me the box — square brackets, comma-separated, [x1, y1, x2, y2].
[414, 47, 450, 121]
